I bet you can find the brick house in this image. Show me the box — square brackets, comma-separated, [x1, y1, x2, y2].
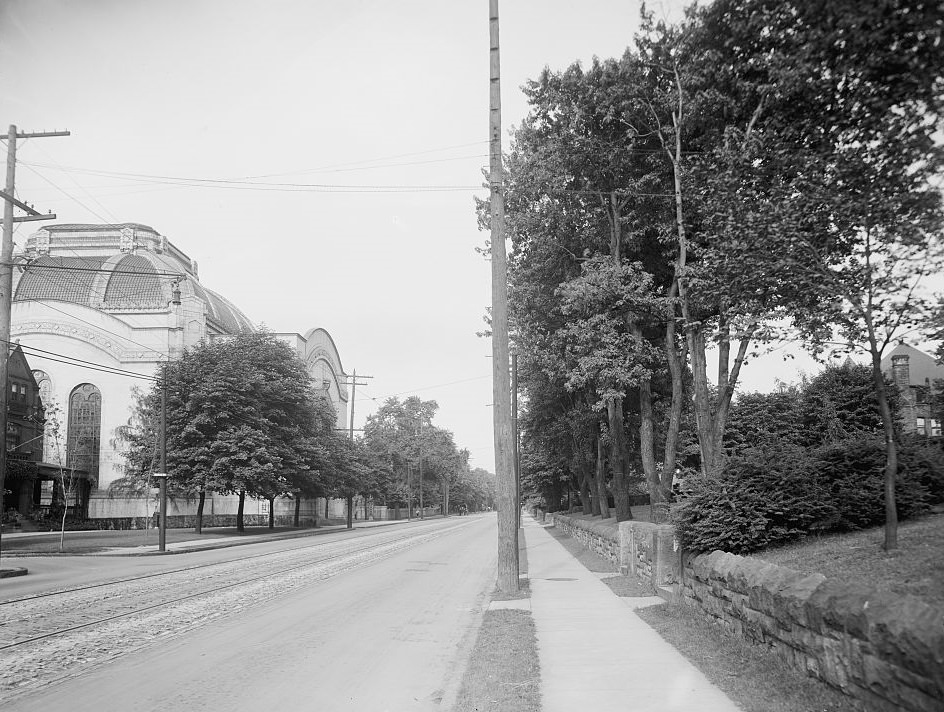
[881, 343, 943, 438]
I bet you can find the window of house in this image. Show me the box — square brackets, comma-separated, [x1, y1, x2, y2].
[932, 419, 942, 437]
[917, 417, 927, 434]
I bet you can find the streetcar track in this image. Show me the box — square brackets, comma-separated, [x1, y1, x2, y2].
[0, 519, 475, 652]
[0, 519, 450, 607]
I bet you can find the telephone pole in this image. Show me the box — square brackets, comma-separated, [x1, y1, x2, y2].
[488, 0, 519, 593]
[0, 125, 68, 556]
[344, 369, 373, 442]
[343, 370, 372, 527]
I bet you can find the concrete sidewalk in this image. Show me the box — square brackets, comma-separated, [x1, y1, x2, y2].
[521, 514, 741, 712]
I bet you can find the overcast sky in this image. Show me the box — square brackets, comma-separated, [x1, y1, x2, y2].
[1, 0, 826, 471]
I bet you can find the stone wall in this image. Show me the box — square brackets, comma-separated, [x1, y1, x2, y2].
[683, 550, 944, 712]
[547, 513, 621, 565]
[38, 513, 316, 531]
[545, 513, 677, 588]
[619, 520, 678, 588]
[541, 511, 944, 711]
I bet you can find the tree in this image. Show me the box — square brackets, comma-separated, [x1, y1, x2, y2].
[693, 0, 944, 549]
[362, 396, 462, 518]
[112, 331, 335, 533]
[43, 401, 79, 552]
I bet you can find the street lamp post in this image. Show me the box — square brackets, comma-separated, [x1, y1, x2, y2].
[152, 473, 167, 552]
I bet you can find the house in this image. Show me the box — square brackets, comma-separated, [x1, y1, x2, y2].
[2, 344, 51, 519]
[881, 342, 943, 438]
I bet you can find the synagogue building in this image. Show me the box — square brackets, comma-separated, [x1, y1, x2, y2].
[9, 223, 348, 523]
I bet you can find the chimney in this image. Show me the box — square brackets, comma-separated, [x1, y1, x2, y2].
[891, 354, 911, 388]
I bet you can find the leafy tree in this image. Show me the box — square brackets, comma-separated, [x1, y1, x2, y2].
[361, 396, 466, 518]
[112, 331, 336, 533]
[696, 0, 944, 549]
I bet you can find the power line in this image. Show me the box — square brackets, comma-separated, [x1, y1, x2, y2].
[10, 261, 185, 279]
[14, 346, 158, 382]
[358, 374, 492, 402]
[16, 293, 167, 356]
[19, 163, 483, 193]
[7, 340, 159, 380]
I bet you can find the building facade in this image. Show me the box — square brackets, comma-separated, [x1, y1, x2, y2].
[9, 223, 348, 522]
[881, 342, 943, 438]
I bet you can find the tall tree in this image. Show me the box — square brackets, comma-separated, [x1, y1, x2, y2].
[113, 331, 337, 533]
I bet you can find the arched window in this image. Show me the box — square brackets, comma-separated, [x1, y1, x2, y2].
[67, 383, 102, 484]
[32, 370, 52, 407]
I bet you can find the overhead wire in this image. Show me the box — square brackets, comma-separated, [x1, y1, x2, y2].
[356, 374, 492, 403]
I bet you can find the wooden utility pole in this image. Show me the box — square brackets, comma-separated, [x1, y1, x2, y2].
[512, 352, 520, 530]
[344, 370, 372, 528]
[489, 0, 518, 593]
[345, 370, 373, 442]
[0, 125, 68, 556]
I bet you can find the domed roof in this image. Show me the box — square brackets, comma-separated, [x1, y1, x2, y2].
[14, 225, 255, 335]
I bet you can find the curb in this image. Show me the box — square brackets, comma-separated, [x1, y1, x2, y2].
[0, 566, 28, 578]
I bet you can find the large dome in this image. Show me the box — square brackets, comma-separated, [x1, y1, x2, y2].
[14, 223, 254, 335]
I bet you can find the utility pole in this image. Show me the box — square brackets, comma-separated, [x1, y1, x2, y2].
[157, 377, 167, 552]
[488, 0, 518, 593]
[343, 370, 372, 527]
[513, 352, 520, 530]
[0, 125, 68, 556]
[345, 369, 373, 442]
[418, 432, 424, 520]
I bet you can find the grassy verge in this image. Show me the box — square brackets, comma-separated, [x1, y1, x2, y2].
[452, 609, 541, 712]
[753, 512, 944, 609]
[453, 530, 539, 712]
[635, 603, 861, 712]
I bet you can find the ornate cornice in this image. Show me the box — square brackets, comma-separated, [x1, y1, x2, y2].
[11, 320, 165, 364]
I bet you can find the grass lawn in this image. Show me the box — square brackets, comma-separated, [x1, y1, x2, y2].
[635, 603, 861, 712]
[753, 512, 944, 610]
[452, 610, 541, 712]
[454, 530, 540, 712]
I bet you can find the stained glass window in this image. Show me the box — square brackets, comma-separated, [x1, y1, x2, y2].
[67, 383, 102, 483]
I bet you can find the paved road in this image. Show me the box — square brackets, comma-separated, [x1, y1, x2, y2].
[3, 515, 497, 711]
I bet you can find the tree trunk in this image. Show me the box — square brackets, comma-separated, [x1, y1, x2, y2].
[638, 375, 662, 511]
[663, 283, 685, 495]
[346, 495, 353, 529]
[268, 496, 275, 529]
[586, 460, 601, 516]
[236, 490, 245, 532]
[596, 433, 610, 519]
[195, 489, 205, 534]
[58, 477, 70, 553]
[870, 346, 899, 549]
[579, 471, 592, 515]
[607, 398, 632, 521]
[324, 497, 329, 520]
[293, 496, 301, 527]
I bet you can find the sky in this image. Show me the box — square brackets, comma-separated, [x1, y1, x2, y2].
[0, 0, 827, 472]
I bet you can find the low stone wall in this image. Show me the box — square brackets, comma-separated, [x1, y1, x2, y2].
[40, 514, 316, 531]
[619, 520, 678, 588]
[546, 513, 677, 589]
[683, 550, 944, 712]
[547, 513, 621, 565]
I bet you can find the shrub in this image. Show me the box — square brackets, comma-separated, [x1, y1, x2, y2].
[814, 439, 931, 529]
[674, 441, 836, 554]
[674, 437, 942, 554]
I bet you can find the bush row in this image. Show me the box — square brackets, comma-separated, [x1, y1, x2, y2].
[673, 437, 944, 554]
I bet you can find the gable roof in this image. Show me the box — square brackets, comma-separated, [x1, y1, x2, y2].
[880, 343, 944, 386]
